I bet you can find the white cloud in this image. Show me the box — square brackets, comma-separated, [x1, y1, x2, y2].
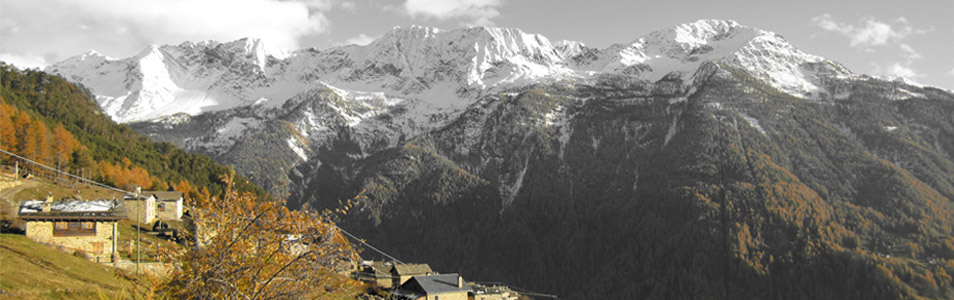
[811, 14, 917, 49]
[813, 14, 933, 82]
[337, 1, 357, 11]
[948, 67, 954, 76]
[344, 34, 379, 46]
[403, 0, 503, 26]
[884, 63, 921, 78]
[899, 44, 922, 61]
[0, 53, 48, 70]
[0, 0, 335, 67]
[874, 44, 924, 80]
[873, 62, 923, 79]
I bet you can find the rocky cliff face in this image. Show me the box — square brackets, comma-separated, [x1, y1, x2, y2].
[49, 19, 954, 299]
[323, 63, 954, 299]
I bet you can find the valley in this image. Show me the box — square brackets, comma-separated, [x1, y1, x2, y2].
[36, 19, 954, 299]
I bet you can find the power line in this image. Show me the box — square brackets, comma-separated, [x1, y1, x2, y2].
[0, 149, 132, 195]
[0, 149, 554, 298]
[335, 225, 404, 264]
[474, 281, 558, 299]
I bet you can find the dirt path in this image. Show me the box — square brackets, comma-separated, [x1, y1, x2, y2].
[0, 179, 41, 201]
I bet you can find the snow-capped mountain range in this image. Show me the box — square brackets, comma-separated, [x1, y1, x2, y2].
[49, 19, 851, 124]
[36, 19, 954, 300]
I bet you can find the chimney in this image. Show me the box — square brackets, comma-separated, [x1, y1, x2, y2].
[42, 194, 54, 212]
[458, 275, 463, 288]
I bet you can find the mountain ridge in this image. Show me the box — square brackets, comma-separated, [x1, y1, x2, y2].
[47, 19, 888, 125]
[34, 20, 954, 299]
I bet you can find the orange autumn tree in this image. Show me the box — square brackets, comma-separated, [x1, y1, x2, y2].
[14, 110, 34, 159]
[162, 174, 362, 299]
[97, 158, 157, 190]
[31, 118, 51, 165]
[0, 99, 17, 153]
[52, 123, 76, 171]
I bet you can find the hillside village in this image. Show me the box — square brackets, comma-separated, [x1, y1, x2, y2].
[1, 164, 540, 300]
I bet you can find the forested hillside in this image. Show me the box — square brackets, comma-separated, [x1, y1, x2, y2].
[316, 63, 954, 299]
[0, 63, 265, 199]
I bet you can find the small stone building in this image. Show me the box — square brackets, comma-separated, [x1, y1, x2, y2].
[19, 198, 125, 262]
[357, 261, 395, 288]
[145, 191, 184, 221]
[470, 284, 518, 300]
[123, 194, 155, 224]
[393, 273, 470, 300]
[391, 263, 434, 287]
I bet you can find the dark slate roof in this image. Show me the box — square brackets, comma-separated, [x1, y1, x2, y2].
[391, 263, 433, 275]
[399, 274, 469, 296]
[144, 191, 184, 201]
[370, 261, 392, 277]
[19, 199, 126, 220]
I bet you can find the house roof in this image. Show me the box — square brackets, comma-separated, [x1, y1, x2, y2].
[369, 261, 392, 277]
[392, 263, 433, 275]
[19, 200, 126, 221]
[397, 273, 469, 296]
[143, 191, 184, 201]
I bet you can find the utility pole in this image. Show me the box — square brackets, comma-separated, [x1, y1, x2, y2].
[112, 222, 118, 266]
[136, 186, 141, 275]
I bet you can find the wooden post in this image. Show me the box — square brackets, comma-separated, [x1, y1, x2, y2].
[112, 222, 118, 265]
[136, 187, 141, 275]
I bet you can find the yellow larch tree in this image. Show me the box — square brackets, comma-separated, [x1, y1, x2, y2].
[161, 174, 362, 299]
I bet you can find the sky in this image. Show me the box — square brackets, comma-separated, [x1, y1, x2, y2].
[1, 0, 952, 89]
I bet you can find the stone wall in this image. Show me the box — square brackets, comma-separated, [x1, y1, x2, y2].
[0, 178, 23, 190]
[124, 197, 156, 224]
[428, 292, 467, 300]
[156, 199, 182, 221]
[25, 220, 117, 262]
[113, 261, 173, 277]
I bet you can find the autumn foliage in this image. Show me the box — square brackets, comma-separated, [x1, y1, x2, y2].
[2, 98, 168, 190]
[1, 99, 78, 170]
[161, 174, 362, 299]
[97, 158, 157, 190]
[1, 64, 268, 199]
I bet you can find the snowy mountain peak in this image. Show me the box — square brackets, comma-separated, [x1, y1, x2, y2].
[370, 25, 561, 62]
[79, 49, 111, 60]
[663, 19, 746, 46]
[357, 25, 568, 89]
[132, 44, 164, 61]
[379, 25, 442, 40]
[48, 20, 868, 124]
[578, 19, 846, 98]
[56, 50, 114, 71]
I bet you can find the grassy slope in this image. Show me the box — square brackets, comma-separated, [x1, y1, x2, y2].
[0, 234, 147, 299]
[1, 172, 125, 231]
[1, 173, 180, 298]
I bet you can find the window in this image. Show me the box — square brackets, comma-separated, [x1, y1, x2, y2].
[158, 203, 165, 212]
[52, 221, 96, 236]
[92, 242, 104, 254]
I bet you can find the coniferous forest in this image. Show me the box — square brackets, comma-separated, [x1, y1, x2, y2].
[4, 58, 954, 299]
[0, 63, 265, 199]
[310, 64, 954, 299]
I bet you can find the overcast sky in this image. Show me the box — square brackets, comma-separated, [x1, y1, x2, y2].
[2, 0, 952, 88]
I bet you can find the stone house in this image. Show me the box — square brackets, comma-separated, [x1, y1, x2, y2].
[470, 284, 518, 300]
[145, 191, 184, 221]
[357, 261, 395, 288]
[123, 194, 155, 224]
[392, 273, 470, 300]
[19, 197, 126, 262]
[391, 263, 434, 287]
